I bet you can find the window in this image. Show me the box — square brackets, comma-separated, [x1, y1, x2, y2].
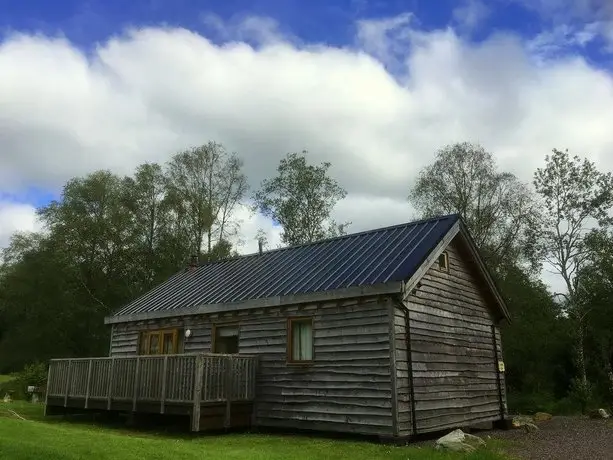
[438, 251, 449, 272]
[212, 324, 239, 354]
[139, 329, 180, 355]
[287, 318, 313, 363]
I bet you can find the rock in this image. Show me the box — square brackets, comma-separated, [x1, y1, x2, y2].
[435, 429, 486, 453]
[534, 412, 553, 422]
[512, 415, 539, 432]
[588, 409, 611, 419]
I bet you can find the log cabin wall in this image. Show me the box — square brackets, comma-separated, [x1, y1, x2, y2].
[109, 296, 397, 437]
[399, 236, 507, 434]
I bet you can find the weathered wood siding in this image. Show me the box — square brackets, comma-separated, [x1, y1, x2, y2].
[110, 317, 211, 357]
[240, 298, 393, 436]
[109, 297, 395, 436]
[402, 236, 506, 434]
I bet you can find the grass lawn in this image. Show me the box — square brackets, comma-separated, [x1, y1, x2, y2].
[0, 374, 13, 384]
[0, 401, 510, 460]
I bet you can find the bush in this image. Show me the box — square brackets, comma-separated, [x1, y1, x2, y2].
[0, 362, 48, 400]
[16, 362, 48, 389]
[507, 391, 583, 415]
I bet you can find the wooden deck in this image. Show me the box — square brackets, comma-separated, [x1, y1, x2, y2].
[45, 353, 259, 431]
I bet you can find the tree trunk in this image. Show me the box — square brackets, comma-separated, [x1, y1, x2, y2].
[576, 322, 588, 388]
[608, 347, 613, 411]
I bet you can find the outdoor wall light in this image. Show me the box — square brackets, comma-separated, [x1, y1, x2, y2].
[184, 329, 192, 338]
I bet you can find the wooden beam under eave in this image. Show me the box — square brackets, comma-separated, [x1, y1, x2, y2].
[104, 281, 404, 325]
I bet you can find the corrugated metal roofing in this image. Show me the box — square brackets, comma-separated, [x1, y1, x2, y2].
[112, 214, 459, 318]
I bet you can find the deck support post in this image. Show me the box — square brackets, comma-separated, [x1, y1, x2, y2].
[160, 355, 168, 414]
[64, 360, 73, 407]
[132, 357, 141, 412]
[107, 358, 115, 410]
[191, 354, 205, 432]
[44, 361, 53, 416]
[224, 356, 233, 429]
[84, 359, 93, 409]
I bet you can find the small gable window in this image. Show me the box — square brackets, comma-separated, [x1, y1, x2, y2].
[438, 251, 449, 272]
[288, 318, 314, 364]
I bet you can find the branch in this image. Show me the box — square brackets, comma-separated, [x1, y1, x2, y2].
[79, 278, 108, 313]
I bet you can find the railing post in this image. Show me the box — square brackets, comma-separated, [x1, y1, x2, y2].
[84, 360, 93, 409]
[132, 357, 141, 412]
[107, 358, 115, 410]
[44, 362, 52, 416]
[64, 360, 73, 407]
[224, 356, 233, 429]
[160, 355, 168, 414]
[191, 354, 204, 432]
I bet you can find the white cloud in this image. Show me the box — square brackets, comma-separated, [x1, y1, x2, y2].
[2, 15, 613, 294]
[0, 201, 41, 249]
[511, 0, 613, 51]
[453, 0, 490, 32]
[527, 22, 601, 59]
[200, 13, 292, 46]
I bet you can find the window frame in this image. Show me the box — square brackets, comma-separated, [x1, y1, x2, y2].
[287, 317, 314, 365]
[138, 328, 180, 355]
[211, 323, 240, 354]
[438, 251, 449, 272]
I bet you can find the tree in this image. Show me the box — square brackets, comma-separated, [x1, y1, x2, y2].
[532, 148, 613, 407]
[408, 142, 539, 271]
[577, 230, 613, 406]
[121, 163, 179, 288]
[253, 151, 349, 245]
[497, 263, 574, 412]
[165, 142, 248, 259]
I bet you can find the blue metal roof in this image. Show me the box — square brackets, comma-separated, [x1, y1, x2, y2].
[111, 214, 460, 318]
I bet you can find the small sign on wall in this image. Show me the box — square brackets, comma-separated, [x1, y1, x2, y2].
[498, 361, 506, 373]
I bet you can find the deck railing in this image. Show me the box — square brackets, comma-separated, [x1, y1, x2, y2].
[45, 353, 258, 430]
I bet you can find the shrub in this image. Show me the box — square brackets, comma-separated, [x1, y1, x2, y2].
[0, 362, 48, 400]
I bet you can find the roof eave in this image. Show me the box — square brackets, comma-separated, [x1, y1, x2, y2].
[104, 280, 404, 325]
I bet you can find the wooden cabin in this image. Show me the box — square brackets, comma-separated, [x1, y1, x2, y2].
[45, 214, 510, 440]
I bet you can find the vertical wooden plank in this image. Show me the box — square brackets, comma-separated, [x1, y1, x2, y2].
[491, 325, 505, 420]
[191, 354, 204, 432]
[109, 325, 114, 356]
[404, 308, 417, 436]
[132, 357, 141, 412]
[387, 298, 399, 438]
[224, 356, 233, 428]
[160, 355, 168, 414]
[202, 357, 209, 401]
[84, 359, 93, 409]
[64, 360, 73, 407]
[107, 358, 115, 410]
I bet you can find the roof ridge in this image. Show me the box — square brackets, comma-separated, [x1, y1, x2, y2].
[193, 213, 460, 268]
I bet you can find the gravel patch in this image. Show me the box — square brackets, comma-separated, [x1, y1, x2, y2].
[491, 416, 613, 460]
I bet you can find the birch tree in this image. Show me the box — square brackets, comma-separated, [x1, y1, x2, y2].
[253, 151, 349, 246]
[165, 142, 248, 260]
[408, 142, 540, 270]
[533, 148, 613, 410]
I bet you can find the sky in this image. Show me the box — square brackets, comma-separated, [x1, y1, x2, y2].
[1, 0, 613, 292]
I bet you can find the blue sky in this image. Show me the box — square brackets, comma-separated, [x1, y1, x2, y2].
[0, 0, 608, 60]
[1, 0, 613, 260]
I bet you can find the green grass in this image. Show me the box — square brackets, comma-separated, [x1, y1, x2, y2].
[0, 375, 13, 384]
[0, 402, 510, 460]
